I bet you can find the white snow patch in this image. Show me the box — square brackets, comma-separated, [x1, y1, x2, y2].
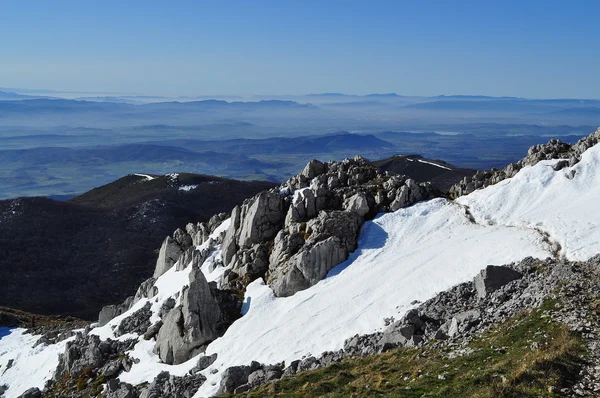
[134, 173, 156, 181]
[0, 328, 75, 398]
[416, 158, 453, 170]
[457, 143, 600, 261]
[178, 185, 198, 192]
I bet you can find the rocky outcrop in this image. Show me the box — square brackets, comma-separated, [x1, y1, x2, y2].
[153, 267, 241, 365]
[153, 229, 193, 278]
[449, 127, 600, 198]
[115, 302, 152, 337]
[98, 296, 134, 327]
[217, 361, 284, 394]
[220, 155, 439, 298]
[138, 371, 205, 398]
[104, 379, 139, 398]
[186, 213, 229, 246]
[42, 333, 138, 397]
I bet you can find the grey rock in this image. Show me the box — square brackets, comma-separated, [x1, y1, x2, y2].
[116, 302, 152, 337]
[344, 192, 370, 218]
[101, 359, 122, 378]
[447, 310, 481, 338]
[237, 191, 285, 249]
[98, 296, 134, 327]
[154, 236, 184, 278]
[143, 321, 163, 340]
[301, 159, 326, 179]
[190, 353, 217, 374]
[221, 205, 241, 267]
[139, 371, 205, 398]
[270, 236, 347, 296]
[133, 278, 158, 305]
[154, 267, 236, 365]
[16, 387, 41, 398]
[218, 361, 261, 394]
[105, 379, 138, 398]
[474, 265, 523, 299]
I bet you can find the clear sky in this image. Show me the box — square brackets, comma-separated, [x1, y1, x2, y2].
[1, 0, 599, 98]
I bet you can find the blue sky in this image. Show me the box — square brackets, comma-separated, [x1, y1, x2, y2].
[1, 0, 599, 98]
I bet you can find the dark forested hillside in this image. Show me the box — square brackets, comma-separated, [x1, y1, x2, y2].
[0, 173, 276, 319]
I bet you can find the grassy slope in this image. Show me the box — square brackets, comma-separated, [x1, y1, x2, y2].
[234, 300, 585, 398]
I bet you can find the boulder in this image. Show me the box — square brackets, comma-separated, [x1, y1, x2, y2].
[474, 265, 523, 299]
[133, 278, 157, 305]
[344, 192, 370, 218]
[301, 159, 326, 179]
[105, 379, 138, 398]
[218, 361, 262, 394]
[447, 309, 481, 338]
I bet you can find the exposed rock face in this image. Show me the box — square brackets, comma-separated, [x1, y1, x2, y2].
[154, 267, 241, 365]
[115, 302, 152, 337]
[55, 334, 136, 381]
[449, 128, 600, 198]
[132, 278, 158, 305]
[237, 191, 285, 248]
[104, 379, 139, 398]
[220, 155, 439, 298]
[138, 371, 205, 398]
[153, 228, 193, 278]
[17, 387, 42, 398]
[186, 213, 228, 246]
[98, 296, 134, 327]
[474, 265, 523, 299]
[217, 361, 263, 394]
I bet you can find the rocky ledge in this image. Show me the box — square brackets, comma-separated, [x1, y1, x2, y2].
[449, 127, 600, 197]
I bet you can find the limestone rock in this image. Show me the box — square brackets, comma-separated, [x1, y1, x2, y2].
[154, 267, 240, 365]
[269, 236, 348, 297]
[344, 192, 370, 218]
[139, 371, 205, 398]
[237, 191, 285, 249]
[474, 265, 523, 299]
[98, 296, 133, 327]
[301, 159, 326, 179]
[17, 387, 42, 398]
[154, 236, 184, 278]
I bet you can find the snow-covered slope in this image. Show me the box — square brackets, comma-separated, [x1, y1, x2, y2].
[0, 328, 74, 398]
[3, 138, 600, 397]
[87, 196, 551, 397]
[458, 143, 600, 261]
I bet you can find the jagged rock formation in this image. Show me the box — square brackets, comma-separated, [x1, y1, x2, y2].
[221, 156, 438, 297]
[449, 127, 600, 198]
[154, 267, 240, 365]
